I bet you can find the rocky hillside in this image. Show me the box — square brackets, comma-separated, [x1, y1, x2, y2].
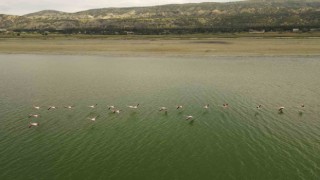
[0, 1, 319, 31]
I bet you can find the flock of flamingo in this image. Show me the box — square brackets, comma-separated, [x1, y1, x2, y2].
[27, 103, 305, 128]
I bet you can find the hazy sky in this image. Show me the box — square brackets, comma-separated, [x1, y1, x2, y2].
[0, 0, 241, 15]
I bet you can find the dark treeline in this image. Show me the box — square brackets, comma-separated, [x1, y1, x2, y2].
[12, 25, 320, 35]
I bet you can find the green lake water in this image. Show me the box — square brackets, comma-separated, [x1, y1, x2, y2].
[0, 54, 319, 180]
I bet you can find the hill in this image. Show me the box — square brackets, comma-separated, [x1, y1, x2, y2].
[0, 1, 319, 34]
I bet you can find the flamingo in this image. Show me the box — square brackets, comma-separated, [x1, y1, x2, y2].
[29, 122, 39, 128]
[128, 104, 139, 109]
[48, 106, 57, 110]
[88, 116, 99, 121]
[108, 105, 115, 110]
[28, 114, 40, 118]
[33, 105, 40, 110]
[176, 105, 183, 109]
[88, 104, 98, 108]
[159, 107, 167, 112]
[64, 105, 74, 110]
[278, 107, 285, 113]
[111, 109, 121, 114]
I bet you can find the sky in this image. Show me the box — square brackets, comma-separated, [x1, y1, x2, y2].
[0, 0, 242, 15]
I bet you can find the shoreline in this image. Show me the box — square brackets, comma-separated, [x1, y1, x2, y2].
[1, 38, 320, 57]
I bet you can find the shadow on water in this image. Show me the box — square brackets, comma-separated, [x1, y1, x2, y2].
[188, 120, 195, 126]
[86, 112, 100, 119]
[163, 111, 168, 116]
[130, 112, 137, 116]
[177, 111, 184, 115]
[299, 111, 303, 116]
[89, 125, 96, 131]
[202, 111, 209, 115]
[66, 114, 74, 119]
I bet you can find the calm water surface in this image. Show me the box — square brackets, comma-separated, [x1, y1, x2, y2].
[0, 54, 320, 180]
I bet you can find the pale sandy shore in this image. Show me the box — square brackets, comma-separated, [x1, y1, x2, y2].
[0, 38, 320, 57]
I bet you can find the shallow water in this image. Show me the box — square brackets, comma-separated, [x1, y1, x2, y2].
[0, 54, 319, 180]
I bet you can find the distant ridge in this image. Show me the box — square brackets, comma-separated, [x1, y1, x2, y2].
[24, 10, 70, 17]
[0, 1, 319, 33]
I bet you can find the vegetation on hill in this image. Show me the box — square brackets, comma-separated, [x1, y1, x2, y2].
[0, 1, 319, 34]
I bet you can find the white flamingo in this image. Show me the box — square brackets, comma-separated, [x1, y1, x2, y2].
[159, 107, 167, 112]
[28, 114, 40, 118]
[64, 105, 74, 109]
[185, 115, 193, 120]
[88, 115, 99, 121]
[33, 105, 40, 110]
[29, 122, 39, 128]
[48, 106, 57, 110]
[88, 104, 98, 108]
[176, 105, 183, 109]
[128, 104, 139, 109]
[204, 104, 209, 109]
[278, 107, 285, 113]
[108, 105, 115, 110]
[111, 109, 121, 114]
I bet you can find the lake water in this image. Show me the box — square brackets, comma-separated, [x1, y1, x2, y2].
[0, 54, 319, 180]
